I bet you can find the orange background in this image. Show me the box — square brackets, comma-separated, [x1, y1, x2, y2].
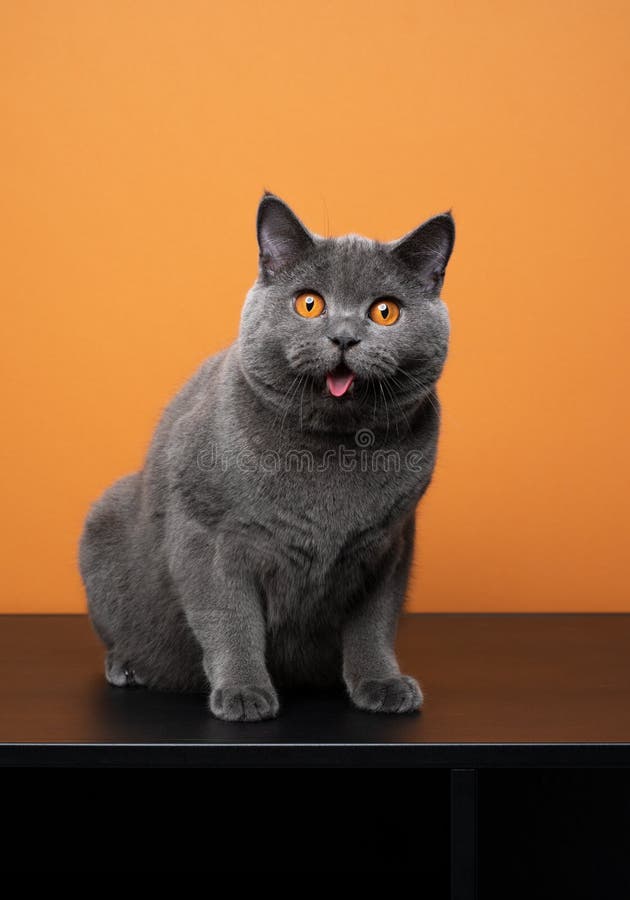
[1, 1, 629, 613]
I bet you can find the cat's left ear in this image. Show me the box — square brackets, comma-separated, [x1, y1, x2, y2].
[256, 192, 314, 279]
[389, 211, 455, 289]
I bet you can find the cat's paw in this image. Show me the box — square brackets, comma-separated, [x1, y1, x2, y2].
[209, 684, 280, 722]
[105, 653, 145, 688]
[349, 675, 423, 714]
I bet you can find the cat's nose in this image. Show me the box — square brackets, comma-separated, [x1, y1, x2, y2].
[328, 334, 361, 352]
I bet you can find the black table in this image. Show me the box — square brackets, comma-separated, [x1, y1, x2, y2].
[2, 613, 630, 892]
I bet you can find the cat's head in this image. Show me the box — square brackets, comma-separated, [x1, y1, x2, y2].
[239, 192, 455, 432]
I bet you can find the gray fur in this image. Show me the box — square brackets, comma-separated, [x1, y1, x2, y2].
[79, 192, 455, 721]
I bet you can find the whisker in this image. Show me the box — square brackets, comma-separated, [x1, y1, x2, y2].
[299, 376, 308, 432]
[385, 380, 402, 439]
[370, 375, 378, 424]
[378, 381, 390, 442]
[271, 374, 301, 433]
[393, 368, 458, 428]
[385, 376, 413, 436]
[278, 375, 304, 441]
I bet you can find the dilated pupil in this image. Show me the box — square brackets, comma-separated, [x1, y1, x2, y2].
[378, 303, 388, 319]
[305, 296, 314, 312]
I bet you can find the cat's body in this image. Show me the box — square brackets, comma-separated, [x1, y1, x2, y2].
[79, 193, 455, 720]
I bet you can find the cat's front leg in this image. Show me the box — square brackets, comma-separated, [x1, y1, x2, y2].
[168, 517, 278, 722]
[342, 518, 423, 714]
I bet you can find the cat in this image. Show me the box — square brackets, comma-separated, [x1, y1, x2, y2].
[79, 191, 455, 721]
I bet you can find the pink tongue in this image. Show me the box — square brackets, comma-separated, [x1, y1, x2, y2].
[326, 371, 355, 398]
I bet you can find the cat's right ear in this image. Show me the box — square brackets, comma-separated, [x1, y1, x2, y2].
[256, 192, 314, 280]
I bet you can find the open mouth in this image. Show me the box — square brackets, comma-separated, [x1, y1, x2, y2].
[326, 363, 356, 398]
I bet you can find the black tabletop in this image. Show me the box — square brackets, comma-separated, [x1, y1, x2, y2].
[2, 613, 630, 767]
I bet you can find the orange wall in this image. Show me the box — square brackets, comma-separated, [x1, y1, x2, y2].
[1, 1, 629, 613]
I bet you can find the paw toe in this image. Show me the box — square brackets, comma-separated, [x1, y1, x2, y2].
[105, 653, 145, 688]
[351, 675, 423, 714]
[210, 685, 279, 722]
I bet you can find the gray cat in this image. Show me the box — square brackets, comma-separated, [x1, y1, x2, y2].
[79, 192, 455, 721]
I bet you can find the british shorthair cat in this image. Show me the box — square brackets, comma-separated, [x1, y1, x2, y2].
[79, 192, 455, 721]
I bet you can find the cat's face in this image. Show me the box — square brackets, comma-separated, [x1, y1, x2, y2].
[239, 193, 455, 432]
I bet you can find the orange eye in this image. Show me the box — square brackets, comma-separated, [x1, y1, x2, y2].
[369, 298, 400, 326]
[294, 291, 326, 318]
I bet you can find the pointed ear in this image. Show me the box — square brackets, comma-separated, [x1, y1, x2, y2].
[256, 192, 314, 279]
[389, 211, 455, 288]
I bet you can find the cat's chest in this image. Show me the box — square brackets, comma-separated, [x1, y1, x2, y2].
[250, 488, 394, 623]
[191, 415, 436, 587]
[229, 447, 425, 580]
